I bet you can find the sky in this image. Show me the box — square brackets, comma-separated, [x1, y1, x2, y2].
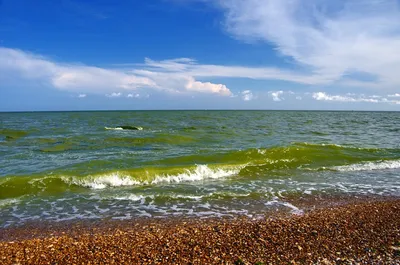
[1, 0, 400, 111]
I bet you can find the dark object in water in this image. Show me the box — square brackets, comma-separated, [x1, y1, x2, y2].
[118, 126, 142, 130]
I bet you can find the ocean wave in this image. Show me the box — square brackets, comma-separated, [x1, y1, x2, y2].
[158, 143, 400, 170]
[0, 128, 28, 140]
[62, 165, 241, 190]
[150, 165, 240, 184]
[297, 142, 372, 150]
[331, 160, 400, 172]
[0, 198, 21, 208]
[0, 165, 242, 199]
[64, 173, 141, 189]
[2, 143, 399, 199]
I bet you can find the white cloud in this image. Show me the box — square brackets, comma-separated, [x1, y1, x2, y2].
[313, 92, 355, 102]
[247, 90, 400, 105]
[311, 92, 400, 104]
[0, 48, 57, 79]
[219, 0, 400, 89]
[2, 0, 400, 105]
[78, 94, 86, 98]
[3, 0, 400, 103]
[106, 92, 122, 98]
[52, 67, 155, 92]
[241, 90, 255, 101]
[185, 77, 231, 95]
[140, 58, 325, 85]
[0, 48, 233, 96]
[130, 69, 233, 96]
[0, 47, 156, 93]
[269, 91, 284, 101]
[127, 93, 140, 98]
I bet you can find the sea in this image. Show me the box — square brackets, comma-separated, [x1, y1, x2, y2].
[0, 110, 399, 228]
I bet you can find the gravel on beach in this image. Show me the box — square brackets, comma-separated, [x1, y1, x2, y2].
[0, 199, 399, 264]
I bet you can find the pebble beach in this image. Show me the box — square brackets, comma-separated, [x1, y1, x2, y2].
[1, 199, 399, 264]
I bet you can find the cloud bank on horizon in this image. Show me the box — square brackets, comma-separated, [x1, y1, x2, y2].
[1, 0, 400, 109]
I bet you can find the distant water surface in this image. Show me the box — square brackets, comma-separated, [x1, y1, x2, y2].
[0, 111, 399, 227]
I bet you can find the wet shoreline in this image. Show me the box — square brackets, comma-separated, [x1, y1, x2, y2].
[0, 196, 399, 264]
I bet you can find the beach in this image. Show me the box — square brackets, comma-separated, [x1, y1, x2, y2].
[1, 198, 399, 264]
[1, 111, 400, 264]
[2, 0, 400, 262]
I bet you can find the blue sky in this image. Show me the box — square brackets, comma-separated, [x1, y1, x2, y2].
[1, 0, 400, 111]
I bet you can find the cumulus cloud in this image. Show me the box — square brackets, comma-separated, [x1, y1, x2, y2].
[130, 69, 233, 96]
[312, 92, 400, 104]
[78, 94, 86, 98]
[241, 90, 255, 101]
[106, 92, 122, 98]
[219, 0, 400, 89]
[185, 77, 231, 95]
[251, 90, 400, 105]
[313, 92, 356, 102]
[269, 91, 284, 101]
[127, 93, 139, 98]
[126, 93, 149, 99]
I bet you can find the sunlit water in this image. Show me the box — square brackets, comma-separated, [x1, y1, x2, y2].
[1, 111, 399, 227]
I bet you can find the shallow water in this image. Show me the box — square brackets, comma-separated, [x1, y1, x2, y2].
[0, 110, 399, 227]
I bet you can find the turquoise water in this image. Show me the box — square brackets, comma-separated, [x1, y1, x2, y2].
[0, 111, 399, 227]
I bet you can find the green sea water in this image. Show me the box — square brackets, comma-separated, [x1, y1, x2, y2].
[0, 110, 399, 227]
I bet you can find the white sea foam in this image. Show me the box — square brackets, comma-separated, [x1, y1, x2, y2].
[257, 149, 267, 155]
[63, 165, 239, 190]
[333, 160, 400, 172]
[301, 142, 350, 148]
[304, 187, 317, 195]
[264, 158, 296, 164]
[105, 127, 124, 131]
[0, 198, 20, 208]
[265, 200, 304, 215]
[150, 165, 240, 185]
[114, 194, 148, 202]
[180, 194, 205, 200]
[64, 173, 141, 189]
[281, 202, 304, 215]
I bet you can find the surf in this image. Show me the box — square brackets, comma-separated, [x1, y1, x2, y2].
[0, 164, 242, 199]
[1, 143, 399, 200]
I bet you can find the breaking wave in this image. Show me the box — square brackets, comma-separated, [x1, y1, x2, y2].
[1, 143, 399, 199]
[331, 160, 400, 172]
[63, 165, 240, 189]
[0, 165, 242, 199]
